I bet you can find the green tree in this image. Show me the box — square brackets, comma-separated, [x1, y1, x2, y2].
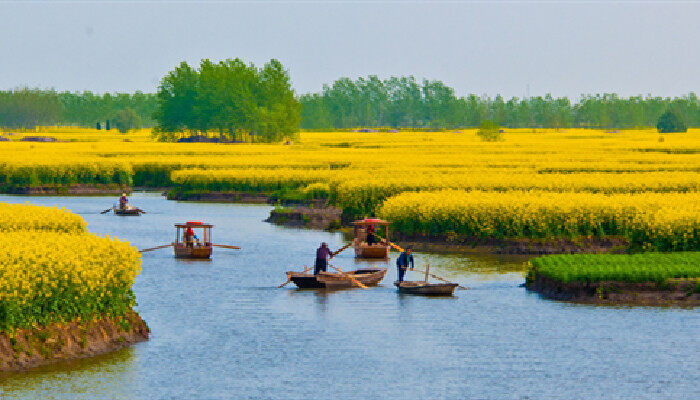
[112, 108, 142, 133]
[656, 110, 687, 133]
[476, 120, 502, 141]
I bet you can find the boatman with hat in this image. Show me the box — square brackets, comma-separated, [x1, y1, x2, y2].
[396, 247, 414, 282]
[119, 193, 129, 210]
[314, 242, 334, 275]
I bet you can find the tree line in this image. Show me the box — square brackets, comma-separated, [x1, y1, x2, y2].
[0, 88, 157, 130]
[300, 76, 700, 130]
[1, 71, 698, 135]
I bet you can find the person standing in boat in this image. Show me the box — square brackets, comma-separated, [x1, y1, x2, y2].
[396, 247, 414, 282]
[184, 226, 198, 248]
[314, 242, 333, 275]
[366, 223, 376, 246]
[119, 193, 129, 210]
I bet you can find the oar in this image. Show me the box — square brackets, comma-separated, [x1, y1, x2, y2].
[135, 208, 147, 214]
[139, 243, 173, 253]
[389, 242, 404, 252]
[406, 267, 469, 290]
[212, 243, 241, 250]
[278, 266, 312, 288]
[331, 242, 352, 257]
[100, 207, 113, 214]
[328, 265, 368, 289]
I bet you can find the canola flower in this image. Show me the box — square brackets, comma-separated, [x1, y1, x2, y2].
[0, 127, 698, 251]
[378, 190, 700, 251]
[0, 204, 141, 331]
[0, 202, 87, 233]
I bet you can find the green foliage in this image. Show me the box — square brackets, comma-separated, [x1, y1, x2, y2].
[657, 110, 688, 133]
[299, 77, 700, 130]
[112, 108, 142, 133]
[476, 120, 502, 141]
[0, 88, 61, 130]
[153, 58, 300, 143]
[529, 252, 700, 284]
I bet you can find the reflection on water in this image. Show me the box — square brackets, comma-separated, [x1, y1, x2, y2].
[0, 193, 698, 400]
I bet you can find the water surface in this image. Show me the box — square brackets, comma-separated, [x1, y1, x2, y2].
[1, 193, 697, 399]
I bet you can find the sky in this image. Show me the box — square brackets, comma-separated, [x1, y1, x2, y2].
[0, 0, 698, 99]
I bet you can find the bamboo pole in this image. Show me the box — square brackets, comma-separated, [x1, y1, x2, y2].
[327, 265, 368, 289]
[407, 267, 469, 290]
[139, 243, 173, 253]
[331, 242, 352, 257]
[278, 266, 312, 288]
[212, 244, 241, 250]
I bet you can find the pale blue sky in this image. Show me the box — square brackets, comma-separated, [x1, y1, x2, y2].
[0, 1, 698, 99]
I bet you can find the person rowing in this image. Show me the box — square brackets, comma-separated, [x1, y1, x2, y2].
[314, 242, 334, 275]
[396, 247, 414, 282]
[119, 193, 129, 210]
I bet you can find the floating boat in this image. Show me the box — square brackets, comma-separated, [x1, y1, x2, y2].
[173, 222, 213, 259]
[114, 207, 142, 216]
[352, 218, 391, 259]
[286, 268, 387, 289]
[394, 281, 458, 296]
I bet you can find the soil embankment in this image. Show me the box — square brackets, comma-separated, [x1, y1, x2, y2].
[265, 205, 343, 230]
[389, 232, 630, 255]
[167, 190, 270, 203]
[2, 184, 131, 196]
[526, 274, 700, 305]
[0, 310, 149, 372]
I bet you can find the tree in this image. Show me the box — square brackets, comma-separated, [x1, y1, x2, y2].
[153, 58, 300, 142]
[476, 120, 502, 141]
[112, 108, 142, 133]
[656, 110, 687, 133]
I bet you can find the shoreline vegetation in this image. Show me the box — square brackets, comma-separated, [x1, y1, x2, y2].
[0, 202, 146, 372]
[525, 253, 700, 305]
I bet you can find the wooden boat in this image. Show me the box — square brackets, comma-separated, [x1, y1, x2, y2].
[352, 218, 391, 259]
[114, 207, 142, 216]
[394, 281, 458, 296]
[173, 222, 213, 259]
[286, 268, 387, 289]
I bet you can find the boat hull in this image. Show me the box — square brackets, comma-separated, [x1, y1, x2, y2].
[353, 240, 390, 259]
[114, 208, 141, 216]
[394, 281, 458, 296]
[174, 245, 212, 259]
[288, 268, 387, 289]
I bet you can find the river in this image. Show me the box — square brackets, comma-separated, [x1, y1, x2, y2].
[1, 193, 698, 399]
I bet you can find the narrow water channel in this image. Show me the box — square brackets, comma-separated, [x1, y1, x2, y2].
[1, 193, 698, 399]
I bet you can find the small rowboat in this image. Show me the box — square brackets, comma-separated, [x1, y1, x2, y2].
[394, 281, 458, 296]
[174, 222, 213, 259]
[352, 218, 391, 259]
[286, 268, 387, 289]
[114, 207, 142, 216]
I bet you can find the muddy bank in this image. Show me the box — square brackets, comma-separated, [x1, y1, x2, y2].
[1, 184, 131, 196]
[525, 274, 700, 305]
[389, 232, 630, 255]
[0, 310, 149, 372]
[266, 205, 343, 230]
[167, 190, 271, 204]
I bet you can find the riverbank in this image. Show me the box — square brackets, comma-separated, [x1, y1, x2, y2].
[1, 184, 131, 196]
[526, 274, 700, 305]
[0, 310, 149, 372]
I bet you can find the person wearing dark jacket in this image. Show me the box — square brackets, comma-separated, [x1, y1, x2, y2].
[314, 242, 334, 275]
[366, 224, 376, 246]
[396, 248, 414, 282]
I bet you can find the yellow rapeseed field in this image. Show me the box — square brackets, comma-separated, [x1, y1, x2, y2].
[0, 126, 698, 249]
[0, 203, 141, 331]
